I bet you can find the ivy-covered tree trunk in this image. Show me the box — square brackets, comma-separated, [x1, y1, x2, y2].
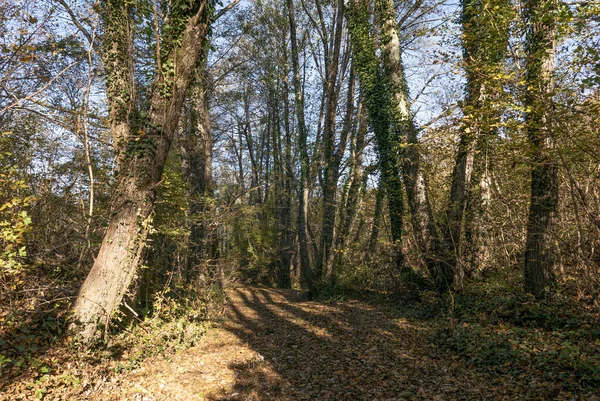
[72, 0, 213, 344]
[376, 0, 442, 283]
[440, 0, 510, 290]
[345, 0, 408, 274]
[523, 0, 559, 297]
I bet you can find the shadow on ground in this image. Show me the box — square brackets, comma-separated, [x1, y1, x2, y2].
[209, 287, 531, 401]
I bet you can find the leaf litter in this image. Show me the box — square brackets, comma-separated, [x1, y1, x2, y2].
[1, 286, 598, 400]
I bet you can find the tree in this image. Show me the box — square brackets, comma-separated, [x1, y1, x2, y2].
[315, 0, 348, 280]
[523, 0, 559, 297]
[180, 56, 217, 285]
[72, 0, 216, 344]
[376, 0, 442, 285]
[286, 0, 316, 294]
[345, 0, 410, 275]
[439, 0, 511, 290]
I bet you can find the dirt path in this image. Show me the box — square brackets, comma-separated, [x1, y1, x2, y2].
[87, 287, 564, 400]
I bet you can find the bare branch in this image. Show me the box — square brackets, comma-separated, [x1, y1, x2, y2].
[214, 0, 241, 22]
[54, 0, 94, 45]
[0, 61, 79, 114]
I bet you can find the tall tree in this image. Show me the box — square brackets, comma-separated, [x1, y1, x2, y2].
[440, 0, 511, 290]
[72, 0, 215, 343]
[335, 96, 367, 271]
[462, 0, 511, 276]
[181, 54, 217, 284]
[316, 0, 349, 280]
[523, 0, 559, 297]
[376, 0, 442, 284]
[286, 0, 315, 294]
[345, 0, 409, 275]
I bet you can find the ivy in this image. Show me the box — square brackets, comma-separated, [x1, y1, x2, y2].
[345, 0, 405, 260]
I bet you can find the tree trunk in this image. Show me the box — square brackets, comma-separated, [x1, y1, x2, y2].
[345, 0, 408, 274]
[366, 181, 385, 264]
[318, 0, 345, 281]
[185, 56, 215, 285]
[335, 97, 366, 270]
[287, 0, 315, 294]
[440, 0, 510, 290]
[464, 143, 493, 274]
[376, 0, 441, 283]
[278, 65, 294, 288]
[72, 0, 212, 344]
[523, 0, 558, 297]
[441, 130, 475, 289]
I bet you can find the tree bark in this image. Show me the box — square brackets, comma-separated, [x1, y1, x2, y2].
[523, 0, 558, 297]
[277, 62, 294, 288]
[185, 55, 216, 285]
[287, 0, 315, 294]
[318, 0, 345, 281]
[335, 97, 366, 271]
[345, 0, 408, 274]
[72, 0, 212, 344]
[366, 180, 385, 263]
[376, 0, 441, 284]
[440, 0, 510, 290]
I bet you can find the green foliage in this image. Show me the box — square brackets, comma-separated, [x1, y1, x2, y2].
[0, 132, 34, 281]
[434, 275, 600, 390]
[109, 289, 213, 363]
[229, 204, 278, 285]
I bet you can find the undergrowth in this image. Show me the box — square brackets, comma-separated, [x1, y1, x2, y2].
[315, 268, 600, 395]
[0, 280, 225, 399]
[431, 272, 600, 393]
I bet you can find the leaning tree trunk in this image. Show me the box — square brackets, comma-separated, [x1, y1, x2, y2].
[523, 0, 559, 297]
[72, 0, 212, 344]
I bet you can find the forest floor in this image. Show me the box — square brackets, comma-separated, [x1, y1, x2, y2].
[2, 286, 599, 400]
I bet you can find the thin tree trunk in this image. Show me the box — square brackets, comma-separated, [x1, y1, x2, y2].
[278, 63, 294, 288]
[335, 97, 366, 270]
[186, 55, 215, 285]
[366, 181, 385, 264]
[318, 0, 345, 281]
[287, 0, 315, 294]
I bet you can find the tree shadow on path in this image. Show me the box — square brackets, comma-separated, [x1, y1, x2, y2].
[209, 287, 516, 401]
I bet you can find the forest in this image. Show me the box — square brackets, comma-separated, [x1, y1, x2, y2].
[1, 0, 599, 399]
